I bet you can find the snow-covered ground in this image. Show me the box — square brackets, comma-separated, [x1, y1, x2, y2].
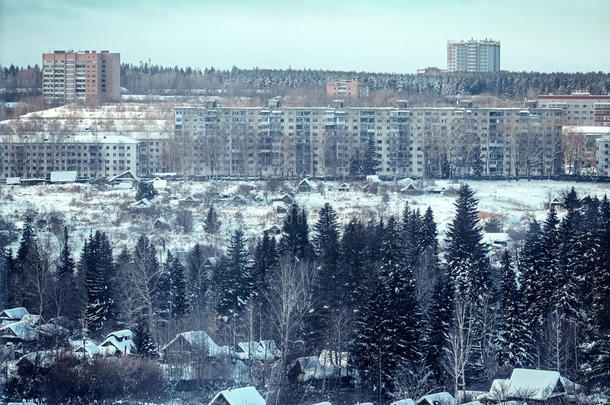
[1, 179, 608, 258]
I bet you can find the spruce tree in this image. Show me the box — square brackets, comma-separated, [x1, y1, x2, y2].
[519, 221, 546, 326]
[445, 184, 490, 301]
[134, 317, 157, 358]
[56, 227, 80, 320]
[204, 205, 221, 234]
[217, 230, 251, 319]
[362, 135, 380, 175]
[340, 218, 369, 311]
[279, 204, 311, 260]
[187, 243, 207, 312]
[169, 254, 189, 319]
[81, 231, 114, 333]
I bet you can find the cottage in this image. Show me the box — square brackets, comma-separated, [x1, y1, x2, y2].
[416, 392, 455, 405]
[50, 171, 78, 184]
[338, 183, 350, 192]
[207, 386, 266, 405]
[152, 177, 169, 193]
[99, 329, 135, 356]
[0, 320, 39, 343]
[109, 170, 138, 184]
[163, 330, 230, 361]
[296, 178, 313, 193]
[0, 307, 29, 322]
[507, 368, 566, 404]
[272, 201, 288, 214]
[154, 217, 171, 230]
[235, 339, 280, 361]
[272, 194, 295, 205]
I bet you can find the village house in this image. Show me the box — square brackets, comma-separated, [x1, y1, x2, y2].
[207, 386, 266, 405]
[296, 178, 313, 193]
[477, 368, 569, 405]
[289, 355, 356, 388]
[263, 225, 282, 236]
[177, 195, 201, 206]
[153, 217, 171, 230]
[0, 307, 29, 323]
[338, 183, 350, 192]
[234, 339, 280, 361]
[0, 320, 39, 344]
[271, 193, 294, 205]
[99, 329, 135, 356]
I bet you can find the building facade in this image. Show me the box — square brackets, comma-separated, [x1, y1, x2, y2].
[326, 78, 368, 98]
[537, 91, 610, 126]
[42, 50, 120, 105]
[0, 133, 137, 180]
[447, 39, 500, 72]
[174, 101, 564, 179]
[596, 136, 610, 176]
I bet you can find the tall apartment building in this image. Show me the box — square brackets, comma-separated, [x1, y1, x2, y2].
[174, 101, 563, 179]
[42, 50, 120, 105]
[326, 78, 368, 98]
[0, 133, 137, 180]
[537, 91, 610, 126]
[447, 39, 500, 72]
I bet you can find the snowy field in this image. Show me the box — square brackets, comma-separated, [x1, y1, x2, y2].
[1, 179, 608, 258]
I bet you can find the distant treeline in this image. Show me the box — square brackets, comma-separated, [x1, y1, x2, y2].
[2, 62, 610, 101]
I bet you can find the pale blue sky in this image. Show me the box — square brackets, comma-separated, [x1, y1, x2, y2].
[1, 0, 608, 73]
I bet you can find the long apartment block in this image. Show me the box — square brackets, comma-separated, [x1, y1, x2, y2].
[174, 101, 564, 179]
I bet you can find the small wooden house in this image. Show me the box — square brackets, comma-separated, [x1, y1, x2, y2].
[550, 197, 564, 210]
[272, 194, 295, 205]
[416, 392, 455, 405]
[99, 329, 135, 356]
[0, 307, 29, 322]
[178, 195, 201, 206]
[296, 178, 313, 193]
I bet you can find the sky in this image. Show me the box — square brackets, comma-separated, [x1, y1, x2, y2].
[0, 0, 609, 73]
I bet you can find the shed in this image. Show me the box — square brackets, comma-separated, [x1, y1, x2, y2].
[70, 339, 100, 357]
[178, 195, 201, 205]
[154, 217, 171, 230]
[550, 197, 564, 210]
[208, 386, 266, 405]
[272, 194, 294, 205]
[272, 201, 288, 214]
[264, 225, 282, 236]
[50, 171, 78, 183]
[109, 170, 138, 183]
[296, 178, 313, 193]
[6, 177, 20, 185]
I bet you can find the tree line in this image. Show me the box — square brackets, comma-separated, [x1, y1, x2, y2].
[1, 186, 609, 403]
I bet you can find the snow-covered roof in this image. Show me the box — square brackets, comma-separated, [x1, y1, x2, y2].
[109, 170, 138, 183]
[6, 177, 20, 185]
[16, 350, 55, 368]
[131, 198, 152, 208]
[50, 171, 78, 183]
[106, 329, 133, 340]
[208, 386, 266, 405]
[152, 178, 168, 190]
[562, 125, 610, 135]
[0, 307, 29, 320]
[99, 335, 135, 355]
[236, 340, 280, 361]
[338, 183, 350, 190]
[507, 368, 564, 401]
[312, 402, 332, 405]
[416, 392, 455, 405]
[297, 178, 313, 190]
[178, 195, 201, 203]
[293, 356, 351, 382]
[366, 175, 381, 183]
[163, 330, 230, 358]
[390, 399, 416, 405]
[0, 320, 39, 341]
[483, 232, 510, 245]
[70, 339, 100, 357]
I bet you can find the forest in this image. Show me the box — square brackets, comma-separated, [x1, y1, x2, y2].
[2, 63, 610, 103]
[0, 184, 609, 404]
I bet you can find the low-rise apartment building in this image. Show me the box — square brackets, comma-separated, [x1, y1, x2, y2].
[596, 136, 610, 176]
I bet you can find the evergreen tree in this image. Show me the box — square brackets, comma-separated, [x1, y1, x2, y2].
[307, 203, 341, 349]
[169, 253, 189, 319]
[580, 195, 610, 388]
[362, 135, 380, 175]
[519, 221, 546, 326]
[539, 206, 560, 315]
[187, 243, 207, 312]
[204, 205, 221, 234]
[278, 204, 311, 260]
[340, 218, 369, 311]
[216, 230, 251, 319]
[134, 317, 157, 358]
[136, 181, 157, 200]
[497, 250, 533, 368]
[445, 184, 490, 301]
[81, 231, 114, 333]
[56, 227, 81, 320]
[424, 267, 454, 384]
